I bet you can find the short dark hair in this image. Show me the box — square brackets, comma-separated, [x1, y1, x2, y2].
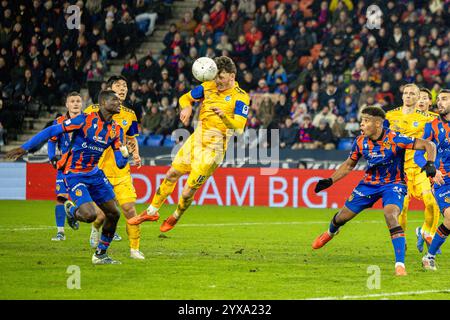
[65, 91, 81, 102]
[420, 87, 432, 99]
[106, 75, 128, 88]
[98, 90, 117, 105]
[214, 56, 237, 75]
[438, 89, 450, 95]
[361, 106, 386, 119]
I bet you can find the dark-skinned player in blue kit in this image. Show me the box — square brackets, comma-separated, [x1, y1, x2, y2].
[6, 90, 129, 265]
[311, 107, 437, 276]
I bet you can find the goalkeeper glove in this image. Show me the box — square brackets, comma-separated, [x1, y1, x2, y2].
[421, 161, 436, 178]
[314, 178, 333, 193]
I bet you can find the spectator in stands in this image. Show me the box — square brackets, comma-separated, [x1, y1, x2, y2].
[224, 12, 244, 43]
[176, 12, 197, 38]
[142, 103, 162, 135]
[338, 95, 357, 121]
[293, 115, 314, 150]
[345, 116, 360, 138]
[83, 51, 105, 103]
[257, 94, 275, 128]
[156, 107, 177, 135]
[39, 68, 57, 112]
[210, 1, 227, 32]
[312, 119, 336, 150]
[312, 105, 336, 128]
[331, 115, 347, 139]
[122, 55, 140, 83]
[280, 118, 298, 149]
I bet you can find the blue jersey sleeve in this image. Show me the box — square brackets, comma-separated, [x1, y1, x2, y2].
[48, 140, 57, 160]
[393, 133, 415, 150]
[349, 138, 362, 161]
[126, 121, 139, 137]
[61, 114, 86, 132]
[383, 119, 390, 129]
[190, 85, 204, 99]
[414, 122, 434, 168]
[234, 100, 250, 118]
[22, 124, 65, 151]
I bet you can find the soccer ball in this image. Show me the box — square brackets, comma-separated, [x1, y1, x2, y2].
[192, 57, 218, 82]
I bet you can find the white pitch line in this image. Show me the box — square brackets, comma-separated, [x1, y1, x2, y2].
[0, 220, 424, 232]
[306, 288, 450, 300]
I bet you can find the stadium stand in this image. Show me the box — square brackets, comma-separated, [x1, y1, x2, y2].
[0, 0, 449, 153]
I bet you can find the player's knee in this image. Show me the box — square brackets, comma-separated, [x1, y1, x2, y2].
[166, 168, 182, 182]
[78, 207, 97, 223]
[105, 208, 121, 222]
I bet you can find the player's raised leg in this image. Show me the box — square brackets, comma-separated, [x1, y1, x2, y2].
[312, 206, 357, 249]
[128, 167, 183, 225]
[160, 182, 197, 232]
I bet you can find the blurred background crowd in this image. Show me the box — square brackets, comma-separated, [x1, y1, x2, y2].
[0, 0, 449, 150]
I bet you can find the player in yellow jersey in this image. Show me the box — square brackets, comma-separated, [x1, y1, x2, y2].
[385, 84, 440, 253]
[128, 56, 250, 231]
[84, 75, 145, 259]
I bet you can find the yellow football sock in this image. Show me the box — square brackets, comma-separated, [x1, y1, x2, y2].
[422, 192, 440, 237]
[175, 194, 195, 218]
[398, 194, 410, 232]
[151, 178, 177, 209]
[126, 223, 141, 250]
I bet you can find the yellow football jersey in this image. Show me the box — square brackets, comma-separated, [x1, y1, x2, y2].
[84, 104, 139, 178]
[179, 80, 250, 144]
[386, 107, 437, 169]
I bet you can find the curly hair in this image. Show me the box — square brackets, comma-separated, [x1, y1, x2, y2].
[214, 56, 237, 75]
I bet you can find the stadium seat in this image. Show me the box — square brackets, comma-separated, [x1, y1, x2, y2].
[145, 134, 164, 147]
[136, 134, 147, 146]
[163, 135, 176, 147]
[337, 138, 354, 151]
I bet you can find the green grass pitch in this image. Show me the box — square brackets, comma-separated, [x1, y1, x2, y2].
[0, 200, 449, 300]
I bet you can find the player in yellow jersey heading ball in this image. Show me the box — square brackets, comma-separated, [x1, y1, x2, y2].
[385, 84, 440, 253]
[84, 76, 145, 259]
[128, 56, 250, 231]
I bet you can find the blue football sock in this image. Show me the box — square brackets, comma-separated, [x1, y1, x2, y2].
[429, 224, 450, 256]
[328, 213, 344, 235]
[390, 226, 405, 264]
[55, 204, 66, 228]
[96, 234, 113, 255]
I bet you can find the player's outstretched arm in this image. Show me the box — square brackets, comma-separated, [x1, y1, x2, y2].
[6, 124, 65, 160]
[114, 148, 129, 169]
[126, 136, 141, 168]
[315, 158, 358, 193]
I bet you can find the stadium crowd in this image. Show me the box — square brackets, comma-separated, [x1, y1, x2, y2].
[1, 0, 450, 150]
[0, 0, 172, 144]
[128, 0, 450, 149]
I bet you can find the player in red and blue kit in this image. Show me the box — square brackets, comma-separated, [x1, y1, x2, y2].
[415, 89, 450, 271]
[7, 90, 129, 265]
[311, 107, 437, 276]
[47, 92, 83, 241]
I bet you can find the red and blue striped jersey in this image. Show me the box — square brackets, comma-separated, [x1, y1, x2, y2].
[349, 129, 416, 185]
[49, 114, 72, 155]
[421, 118, 450, 181]
[57, 112, 124, 174]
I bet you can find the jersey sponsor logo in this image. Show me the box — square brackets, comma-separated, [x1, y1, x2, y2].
[64, 119, 71, 126]
[81, 142, 105, 152]
[383, 140, 391, 149]
[445, 197, 450, 204]
[413, 121, 419, 127]
[75, 189, 82, 197]
[122, 120, 128, 126]
[225, 96, 231, 101]
[56, 184, 61, 191]
[348, 194, 354, 202]
[392, 185, 405, 199]
[242, 104, 249, 115]
[439, 190, 450, 197]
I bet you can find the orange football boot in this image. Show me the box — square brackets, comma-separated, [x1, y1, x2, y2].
[127, 210, 160, 225]
[312, 232, 333, 249]
[160, 215, 178, 232]
[395, 264, 407, 276]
